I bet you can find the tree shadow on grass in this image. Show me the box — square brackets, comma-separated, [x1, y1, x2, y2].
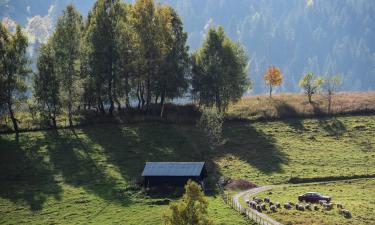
[311, 101, 326, 116]
[317, 117, 347, 139]
[272, 99, 305, 131]
[0, 134, 62, 211]
[81, 123, 209, 183]
[44, 129, 132, 206]
[82, 121, 288, 192]
[216, 121, 289, 175]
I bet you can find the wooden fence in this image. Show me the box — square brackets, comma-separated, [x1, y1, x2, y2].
[222, 193, 280, 225]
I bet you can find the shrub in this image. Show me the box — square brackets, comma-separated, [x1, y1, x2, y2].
[226, 179, 257, 190]
[163, 180, 213, 225]
[197, 107, 224, 146]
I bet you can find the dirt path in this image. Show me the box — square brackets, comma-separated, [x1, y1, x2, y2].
[233, 186, 284, 225]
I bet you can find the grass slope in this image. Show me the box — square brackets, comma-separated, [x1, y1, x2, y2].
[216, 115, 375, 184]
[255, 179, 375, 225]
[1, 115, 375, 224]
[0, 124, 246, 225]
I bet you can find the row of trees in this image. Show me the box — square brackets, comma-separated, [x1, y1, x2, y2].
[34, 1, 191, 128]
[34, 0, 249, 126]
[299, 73, 342, 112]
[263, 65, 342, 108]
[0, 0, 250, 140]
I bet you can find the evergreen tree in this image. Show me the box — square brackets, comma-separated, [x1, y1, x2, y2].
[34, 42, 60, 128]
[0, 24, 30, 141]
[192, 26, 249, 112]
[52, 5, 83, 126]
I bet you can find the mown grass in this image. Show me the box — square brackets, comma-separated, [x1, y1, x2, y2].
[1, 115, 375, 224]
[0, 123, 246, 225]
[227, 92, 375, 120]
[215, 115, 375, 185]
[254, 179, 375, 225]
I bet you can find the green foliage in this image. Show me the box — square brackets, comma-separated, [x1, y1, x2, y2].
[163, 180, 213, 225]
[86, 0, 125, 115]
[130, 0, 160, 111]
[198, 107, 224, 147]
[299, 72, 324, 103]
[129, 0, 190, 112]
[33, 42, 60, 128]
[192, 26, 250, 112]
[156, 6, 189, 117]
[52, 5, 83, 126]
[114, 3, 136, 109]
[0, 23, 30, 140]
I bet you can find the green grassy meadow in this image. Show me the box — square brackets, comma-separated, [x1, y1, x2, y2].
[0, 123, 247, 225]
[1, 115, 375, 224]
[216, 115, 375, 185]
[255, 179, 375, 225]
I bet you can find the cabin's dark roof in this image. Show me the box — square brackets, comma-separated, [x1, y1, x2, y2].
[142, 162, 205, 177]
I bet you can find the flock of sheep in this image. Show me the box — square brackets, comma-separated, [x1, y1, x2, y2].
[246, 197, 352, 218]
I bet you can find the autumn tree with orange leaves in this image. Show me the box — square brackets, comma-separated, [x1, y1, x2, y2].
[263, 65, 283, 97]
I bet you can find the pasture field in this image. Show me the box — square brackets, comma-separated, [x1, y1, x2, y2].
[254, 179, 375, 225]
[216, 115, 375, 184]
[0, 125, 246, 225]
[1, 115, 375, 224]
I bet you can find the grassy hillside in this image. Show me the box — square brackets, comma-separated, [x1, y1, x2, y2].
[228, 92, 375, 120]
[0, 124, 246, 225]
[216, 115, 375, 184]
[1, 115, 375, 224]
[255, 179, 375, 225]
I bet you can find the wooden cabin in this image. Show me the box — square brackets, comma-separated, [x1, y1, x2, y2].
[142, 162, 207, 187]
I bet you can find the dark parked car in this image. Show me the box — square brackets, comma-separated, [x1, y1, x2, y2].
[298, 192, 331, 203]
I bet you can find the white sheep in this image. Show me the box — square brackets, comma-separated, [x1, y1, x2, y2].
[270, 205, 277, 212]
[323, 202, 333, 210]
[342, 209, 352, 218]
[249, 201, 257, 209]
[264, 197, 270, 203]
[284, 203, 292, 209]
[319, 200, 327, 206]
[253, 197, 263, 204]
[296, 204, 305, 211]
